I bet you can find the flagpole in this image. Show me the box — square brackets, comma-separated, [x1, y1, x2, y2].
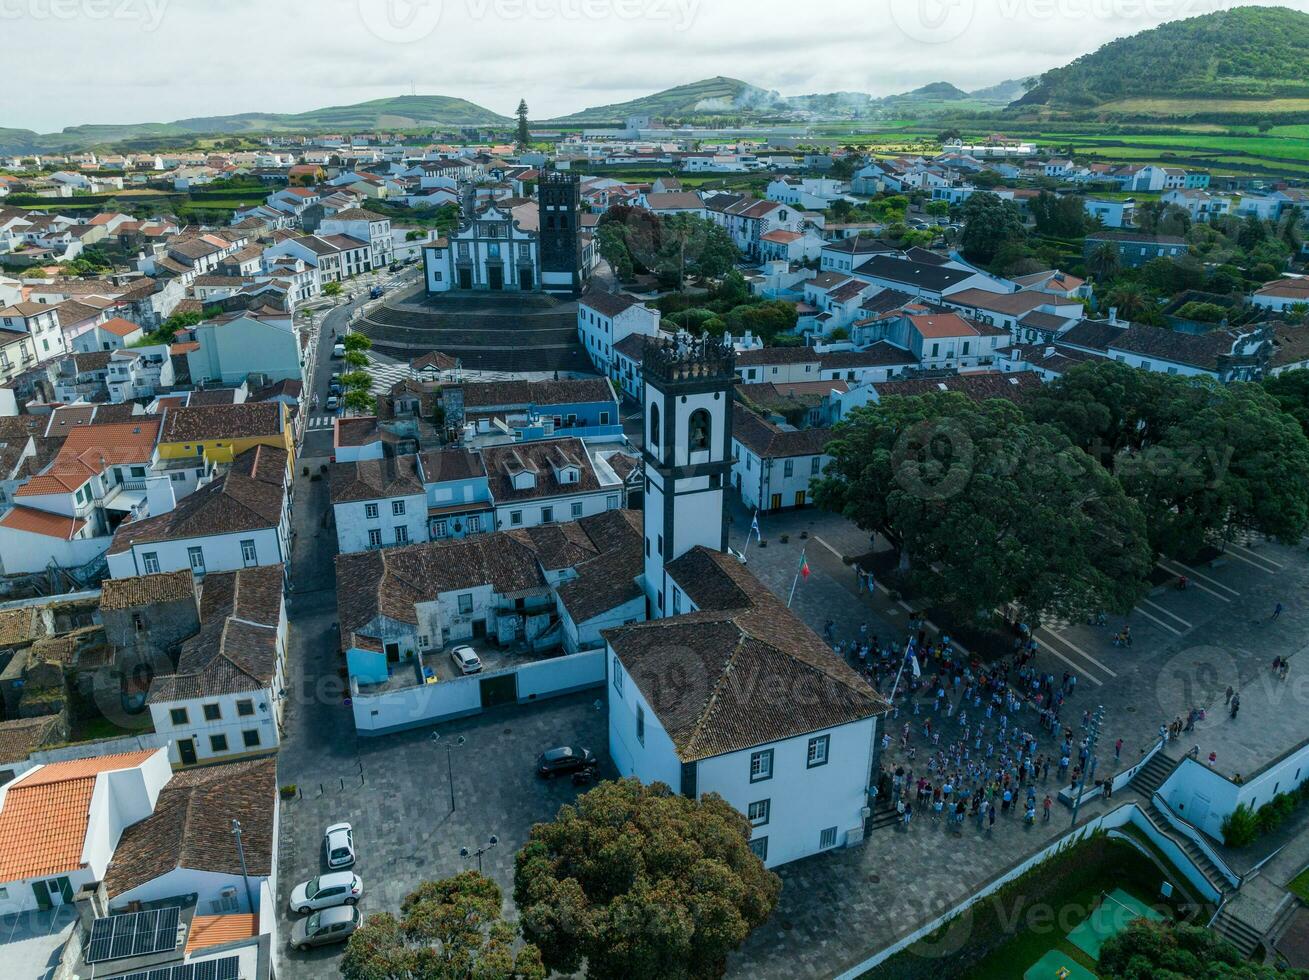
[743, 509, 759, 562]
[887, 637, 915, 704]
[787, 545, 808, 608]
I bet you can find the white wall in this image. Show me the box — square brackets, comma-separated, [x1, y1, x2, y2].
[517, 649, 605, 700]
[107, 526, 285, 579]
[493, 489, 616, 531]
[111, 866, 270, 914]
[0, 527, 110, 574]
[352, 672, 482, 734]
[607, 651, 686, 792]
[148, 689, 280, 764]
[1161, 742, 1309, 841]
[333, 493, 428, 554]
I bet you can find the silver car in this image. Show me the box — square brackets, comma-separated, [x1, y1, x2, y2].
[291, 905, 362, 950]
[288, 871, 363, 914]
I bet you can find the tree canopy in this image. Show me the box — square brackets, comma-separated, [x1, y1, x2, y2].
[596, 206, 738, 287]
[814, 391, 1152, 626]
[513, 778, 780, 980]
[959, 191, 1026, 264]
[1099, 918, 1308, 980]
[342, 871, 544, 980]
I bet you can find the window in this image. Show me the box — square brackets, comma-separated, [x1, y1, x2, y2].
[240, 539, 257, 567]
[237, 699, 255, 717]
[649, 402, 660, 447]
[612, 656, 623, 695]
[688, 408, 711, 452]
[746, 453, 753, 472]
[188, 546, 205, 574]
[142, 552, 160, 574]
[636, 704, 645, 745]
[657, 534, 663, 557]
[169, 707, 188, 726]
[392, 500, 406, 516]
[242, 729, 260, 748]
[811, 457, 821, 475]
[365, 503, 379, 519]
[209, 734, 229, 753]
[458, 593, 474, 614]
[367, 528, 382, 548]
[748, 799, 770, 827]
[203, 703, 221, 721]
[749, 837, 768, 862]
[962, 341, 970, 356]
[807, 734, 830, 768]
[931, 343, 940, 358]
[607, 494, 619, 510]
[432, 519, 448, 538]
[820, 826, 837, 849]
[510, 510, 523, 526]
[541, 506, 553, 524]
[672, 588, 682, 615]
[783, 459, 794, 478]
[395, 525, 409, 544]
[571, 501, 583, 518]
[750, 749, 774, 783]
[599, 411, 610, 425]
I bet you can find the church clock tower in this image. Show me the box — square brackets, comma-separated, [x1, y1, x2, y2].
[640, 335, 735, 618]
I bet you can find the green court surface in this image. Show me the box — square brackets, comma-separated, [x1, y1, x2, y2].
[1066, 888, 1165, 961]
[1022, 950, 1098, 980]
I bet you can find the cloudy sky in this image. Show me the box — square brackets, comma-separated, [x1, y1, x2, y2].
[6, 0, 1307, 132]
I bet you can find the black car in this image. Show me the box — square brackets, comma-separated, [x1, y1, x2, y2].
[537, 746, 596, 778]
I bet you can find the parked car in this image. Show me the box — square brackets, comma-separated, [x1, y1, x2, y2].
[288, 871, 363, 914]
[332, 343, 345, 358]
[450, 645, 483, 675]
[323, 822, 355, 869]
[536, 746, 596, 779]
[328, 381, 342, 396]
[325, 395, 339, 412]
[291, 906, 362, 950]
[369, 285, 383, 299]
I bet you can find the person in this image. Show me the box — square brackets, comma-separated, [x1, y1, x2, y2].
[1208, 751, 1217, 766]
[1177, 574, 1188, 590]
[1114, 737, 1123, 761]
[1043, 794, 1053, 822]
[1272, 602, 1284, 621]
[1225, 685, 1234, 705]
[1230, 694, 1240, 720]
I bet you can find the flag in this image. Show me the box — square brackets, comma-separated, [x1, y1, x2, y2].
[750, 510, 760, 539]
[910, 653, 921, 678]
[800, 557, 810, 579]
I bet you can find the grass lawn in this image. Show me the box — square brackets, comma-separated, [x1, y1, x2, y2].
[1290, 867, 1309, 904]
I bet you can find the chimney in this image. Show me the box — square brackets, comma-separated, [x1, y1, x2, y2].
[1044, 346, 1057, 359]
[145, 475, 176, 516]
[75, 880, 108, 935]
[1108, 307, 1118, 325]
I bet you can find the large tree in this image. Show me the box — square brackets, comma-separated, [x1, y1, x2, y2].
[514, 778, 780, 980]
[814, 392, 1152, 626]
[342, 871, 545, 980]
[1099, 918, 1305, 980]
[515, 99, 530, 149]
[959, 191, 1026, 264]
[1030, 191, 1087, 238]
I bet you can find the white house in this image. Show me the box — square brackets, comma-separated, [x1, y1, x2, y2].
[187, 310, 304, 386]
[577, 291, 661, 379]
[319, 207, 394, 270]
[0, 301, 66, 362]
[330, 454, 430, 553]
[1083, 198, 1134, 229]
[730, 405, 832, 513]
[1252, 277, 1309, 313]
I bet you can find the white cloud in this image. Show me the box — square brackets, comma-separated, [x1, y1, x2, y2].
[3, 0, 1306, 131]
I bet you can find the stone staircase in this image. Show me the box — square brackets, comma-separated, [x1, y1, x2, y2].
[1128, 750, 1177, 799]
[1142, 799, 1235, 898]
[1212, 903, 1266, 959]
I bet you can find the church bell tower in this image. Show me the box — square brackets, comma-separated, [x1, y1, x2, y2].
[640, 334, 735, 618]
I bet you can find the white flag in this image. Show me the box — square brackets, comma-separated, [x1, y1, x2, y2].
[910, 654, 921, 678]
[750, 511, 760, 539]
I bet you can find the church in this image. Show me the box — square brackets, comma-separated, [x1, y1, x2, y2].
[422, 170, 592, 296]
[602, 335, 889, 868]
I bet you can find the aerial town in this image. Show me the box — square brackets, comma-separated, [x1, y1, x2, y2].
[1, 3, 1309, 979]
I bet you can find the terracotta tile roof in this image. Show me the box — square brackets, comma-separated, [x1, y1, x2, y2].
[872, 371, 1041, 403]
[16, 418, 161, 496]
[100, 569, 196, 610]
[109, 445, 287, 554]
[457, 377, 614, 410]
[333, 416, 381, 448]
[330, 454, 423, 504]
[947, 288, 1054, 316]
[0, 714, 61, 765]
[100, 317, 141, 337]
[417, 447, 485, 484]
[0, 749, 159, 881]
[0, 606, 40, 648]
[0, 505, 87, 539]
[732, 405, 833, 459]
[410, 350, 457, 372]
[909, 313, 981, 339]
[605, 547, 887, 762]
[103, 757, 275, 897]
[185, 914, 258, 953]
[481, 438, 602, 503]
[581, 290, 641, 319]
[160, 402, 283, 444]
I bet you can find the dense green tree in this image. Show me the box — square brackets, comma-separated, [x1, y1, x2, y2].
[514, 778, 780, 980]
[1030, 191, 1088, 237]
[1103, 281, 1155, 321]
[1086, 240, 1120, 282]
[342, 871, 545, 980]
[515, 99, 530, 149]
[814, 392, 1152, 625]
[959, 192, 1026, 264]
[1138, 255, 1205, 296]
[342, 332, 372, 352]
[343, 389, 376, 415]
[1099, 918, 1307, 980]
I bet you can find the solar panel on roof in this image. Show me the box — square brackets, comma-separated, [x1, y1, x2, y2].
[131, 908, 161, 955]
[111, 914, 138, 959]
[85, 907, 184, 965]
[215, 957, 240, 980]
[192, 960, 218, 980]
[155, 906, 181, 953]
[87, 917, 115, 963]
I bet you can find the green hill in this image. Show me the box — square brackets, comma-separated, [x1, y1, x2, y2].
[548, 77, 789, 124]
[0, 95, 511, 155]
[1016, 6, 1309, 110]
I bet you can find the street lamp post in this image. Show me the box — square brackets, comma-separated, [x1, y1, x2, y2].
[1070, 705, 1105, 828]
[231, 818, 255, 914]
[432, 732, 466, 812]
[460, 836, 499, 874]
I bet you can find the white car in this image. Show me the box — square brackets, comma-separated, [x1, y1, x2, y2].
[324, 822, 356, 869]
[450, 645, 483, 674]
[289, 871, 363, 914]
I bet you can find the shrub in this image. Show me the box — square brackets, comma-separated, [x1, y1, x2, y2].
[1221, 803, 1258, 847]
